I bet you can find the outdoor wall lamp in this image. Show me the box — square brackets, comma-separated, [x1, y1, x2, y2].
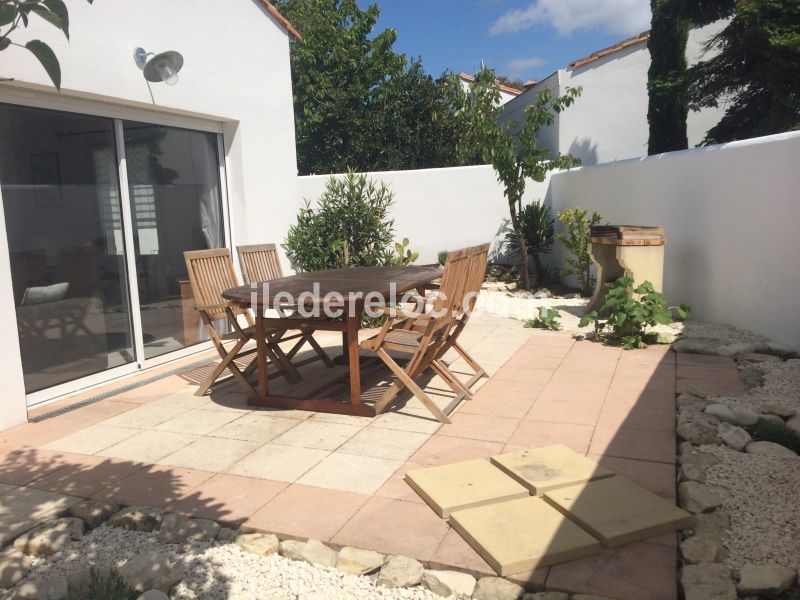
[134, 47, 184, 86]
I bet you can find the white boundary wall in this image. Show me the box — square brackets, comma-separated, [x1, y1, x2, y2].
[299, 131, 800, 349]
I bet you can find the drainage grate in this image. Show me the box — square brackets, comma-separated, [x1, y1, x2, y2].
[29, 357, 216, 422]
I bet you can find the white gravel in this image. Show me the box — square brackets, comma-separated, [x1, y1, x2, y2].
[701, 444, 800, 572]
[18, 525, 442, 600]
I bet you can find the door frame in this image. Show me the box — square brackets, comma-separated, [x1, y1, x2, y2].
[0, 91, 234, 409]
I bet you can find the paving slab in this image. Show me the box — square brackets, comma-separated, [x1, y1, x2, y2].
[405, 459, 529, 518]
[449, 496, 601, 575]
[490, 444, 614, 496]
[543, 476, 692, 548]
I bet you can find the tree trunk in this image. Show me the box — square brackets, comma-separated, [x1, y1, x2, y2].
[531, 253, 544, 286]
[509, 201, 530, 290]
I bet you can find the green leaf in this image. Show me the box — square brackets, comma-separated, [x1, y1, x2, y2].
[29, 5, 66, 38]
[27, 39, 61, 89]
[42, 0, 69, 38]
[0, 37, 10, 51]
[0, 4, 17, 26]
[676, 304, 691, 320]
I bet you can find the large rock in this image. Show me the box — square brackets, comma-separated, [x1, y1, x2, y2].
[787, 413, 800, 435]
[138, 592, 170, 600]
[673, 338, 722, 355]
[118, 551, 184, 593]
[760, 402, 796, 418]
[717, 342, 756, 357]
[158, 514, 220, 544]
[0, 548, 31, 589]
[421, 569, 477, 597]
[335, 547, 385, 576]
[522, 593, 570, 600]
[717, 422, 751, 451]
[235, 533, 279, 556]
[737, 564, 796, 595]
[67, 500, 120, 530]
[678, 482, 723, 514]
[108, 506, 165, 532]
[681, 563, 736, 600]
[279, 540, 304, 561]
[731, 407, 760, 427]
[13, 518, 84, 557]
[11, 576, 68, 600]
[677, 411, 720, 445]
[689, 512, 730, 543]
[679, 451, 720, 483]
[216, 527, 238, 542]
[376, 555, 424, 588]
[745, 441, 796, 457]
[680, 536, 724, 564]
[472, 577, 525, 600]
[678, 394, 715, 412]
[705, 404, 737, 424]
[296, 540, 337, 568]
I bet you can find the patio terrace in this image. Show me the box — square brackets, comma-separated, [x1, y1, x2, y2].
[0, 313, 746, 599]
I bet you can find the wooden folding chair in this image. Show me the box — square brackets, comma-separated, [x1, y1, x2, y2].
[236, 243, 334, 369]
[183, 248, 298, 396]
[372, 244, 490, 414]
[360, 248, 475, 423]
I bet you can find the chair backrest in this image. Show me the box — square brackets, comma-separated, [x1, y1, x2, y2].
[462, 243, 490, 315]
[237, 243, 283, 284]
[183, 248, 244, 322]
[428, 247, 472, 333]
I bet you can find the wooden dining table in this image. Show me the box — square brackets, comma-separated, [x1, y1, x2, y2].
[222, 265, 443, 417]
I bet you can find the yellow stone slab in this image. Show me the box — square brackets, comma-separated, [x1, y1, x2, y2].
[543, 476, 693, 548]
[405, 459, 529, 518]
[449, 496, 602, 575]
[491, 444, 615, 496]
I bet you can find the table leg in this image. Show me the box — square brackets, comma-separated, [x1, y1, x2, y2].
[255, 309, 269, 397]
[346, 309, 362, 406]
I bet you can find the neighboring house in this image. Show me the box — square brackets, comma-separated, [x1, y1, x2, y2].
[500, 21, 728, 165]
[458, 72, 522, 105]
[0, 0, 300, 428]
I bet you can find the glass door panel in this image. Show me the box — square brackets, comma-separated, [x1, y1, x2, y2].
[121, 122, 225, 360]
[0, 103, 135, 393]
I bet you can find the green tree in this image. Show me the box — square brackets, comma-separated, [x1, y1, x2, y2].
[688, 0, 800, 144]
[0, 0, 93, 90]
[456, 68, 581, 290]
[274, 0, 404, 175]
[646, 0, 734, 154]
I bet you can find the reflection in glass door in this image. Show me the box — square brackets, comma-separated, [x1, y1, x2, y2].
[122, 122, 225, 360]
[0, 104, 136, 393]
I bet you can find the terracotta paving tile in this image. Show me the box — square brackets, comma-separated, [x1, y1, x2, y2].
[93, 464, 214, 507]
[332, 496, 449, 560]
[525, 400, 603, 427]
[297, 452, 403, 495]
[503, 355, 564, 371]
[43, 424, 140, 455]
[167, 473, 287, 526]
[614, 363, 675, 379]
[536, 381, 609, 404]
[244, 484, 369, 541]
[375, 462, 426, 504]
[546, 541, 678, 600]
[676, 376, 744, 396]
[428, 528, 499, 578]
[66, 400, 141, 424]
[28, 455, 144, 498]
[511, 345, 572, 359]
[410, 436, 504, 466]
[602, 389, 676, 411]
[588, 425, 676, 464]
[460, 394, 538, 420]
[609, 374, 676, 394]
[596, 404, 676, 433]
[476, 379, 545, 400]
[437, 413, 520, 443]
[97, 430, 199, 464]
[0, 417, 92, 449]
[675, 353, 734, 367]
[491, 367, 555, 385]
[0, 447, 90, 486]
[507, 421, 595, 455]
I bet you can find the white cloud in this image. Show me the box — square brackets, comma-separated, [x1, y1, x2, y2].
[505, 55, 547, 75]
[490, 0, 651, 37]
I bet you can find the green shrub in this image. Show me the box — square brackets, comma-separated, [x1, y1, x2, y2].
[579, 276, 689, 349]
[284, 171, 396, 272]
[71, 567, 136, 600]
[389, 238, 419, 266]
[437, 250, 449, 266]
[506, 200, 555, 283]
[556, 207, 602, 295]
[525, 307, 561, 331]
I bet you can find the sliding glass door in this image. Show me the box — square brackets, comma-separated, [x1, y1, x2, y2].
[0, 102, 226, 398]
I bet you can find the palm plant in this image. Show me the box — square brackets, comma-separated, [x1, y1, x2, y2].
[505, 200, 555, 284]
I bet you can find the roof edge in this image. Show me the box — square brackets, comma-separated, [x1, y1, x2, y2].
[258, 0, 302, 40]
[458, 72, 523, 96]
[568, 31, 650, 69]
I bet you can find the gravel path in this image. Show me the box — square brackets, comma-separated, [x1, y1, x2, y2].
[21, 526, 441, 600]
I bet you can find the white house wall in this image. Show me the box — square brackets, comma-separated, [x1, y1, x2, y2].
[0, 0, 299, 428]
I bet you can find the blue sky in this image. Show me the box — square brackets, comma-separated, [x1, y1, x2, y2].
[371, 0, 652, 83]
